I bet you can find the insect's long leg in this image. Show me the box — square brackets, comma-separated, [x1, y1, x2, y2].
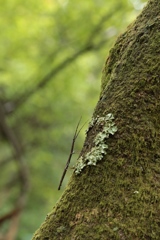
[58, 117, 85, 190]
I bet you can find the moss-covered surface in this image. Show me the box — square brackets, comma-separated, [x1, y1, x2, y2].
[32, 0, 160, 239]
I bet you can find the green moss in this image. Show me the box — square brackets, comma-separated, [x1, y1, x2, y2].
[32, 1, 160, 239]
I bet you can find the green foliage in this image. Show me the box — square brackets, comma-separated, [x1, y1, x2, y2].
[0, 0, 147, 238]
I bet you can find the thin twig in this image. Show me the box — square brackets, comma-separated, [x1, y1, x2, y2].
[58, 117, 85, 190]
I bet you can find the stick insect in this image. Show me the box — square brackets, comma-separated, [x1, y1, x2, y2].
[58, 117, 86, 190]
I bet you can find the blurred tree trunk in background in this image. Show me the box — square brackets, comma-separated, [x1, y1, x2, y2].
[33, 0, 160, 239]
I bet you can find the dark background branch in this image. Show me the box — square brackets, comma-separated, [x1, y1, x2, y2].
[5, 7, 122, 114]
[0, 102, 29, 236]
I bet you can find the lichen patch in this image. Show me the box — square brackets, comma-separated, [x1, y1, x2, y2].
[75, 113, 117, 174]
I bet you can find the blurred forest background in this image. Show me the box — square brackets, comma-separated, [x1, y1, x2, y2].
[0, 0, 146, 239]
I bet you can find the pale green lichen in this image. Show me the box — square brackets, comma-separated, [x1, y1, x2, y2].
[75, 113, 117, 174]
[56, 225, 66, 233]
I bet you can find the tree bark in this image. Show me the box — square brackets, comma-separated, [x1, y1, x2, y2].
[33, 0, 160, 239]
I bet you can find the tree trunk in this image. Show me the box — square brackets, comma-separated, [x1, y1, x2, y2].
[33, 0, 160, 239]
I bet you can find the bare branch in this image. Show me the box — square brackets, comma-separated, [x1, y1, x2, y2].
[0, 102, 29, 235]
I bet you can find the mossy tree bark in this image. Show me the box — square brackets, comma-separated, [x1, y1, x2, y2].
[33, 0, 160, 239]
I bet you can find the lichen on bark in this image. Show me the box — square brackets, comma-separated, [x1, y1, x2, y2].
[33, 0, 160, 239]
[75, 113, 117, 174]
